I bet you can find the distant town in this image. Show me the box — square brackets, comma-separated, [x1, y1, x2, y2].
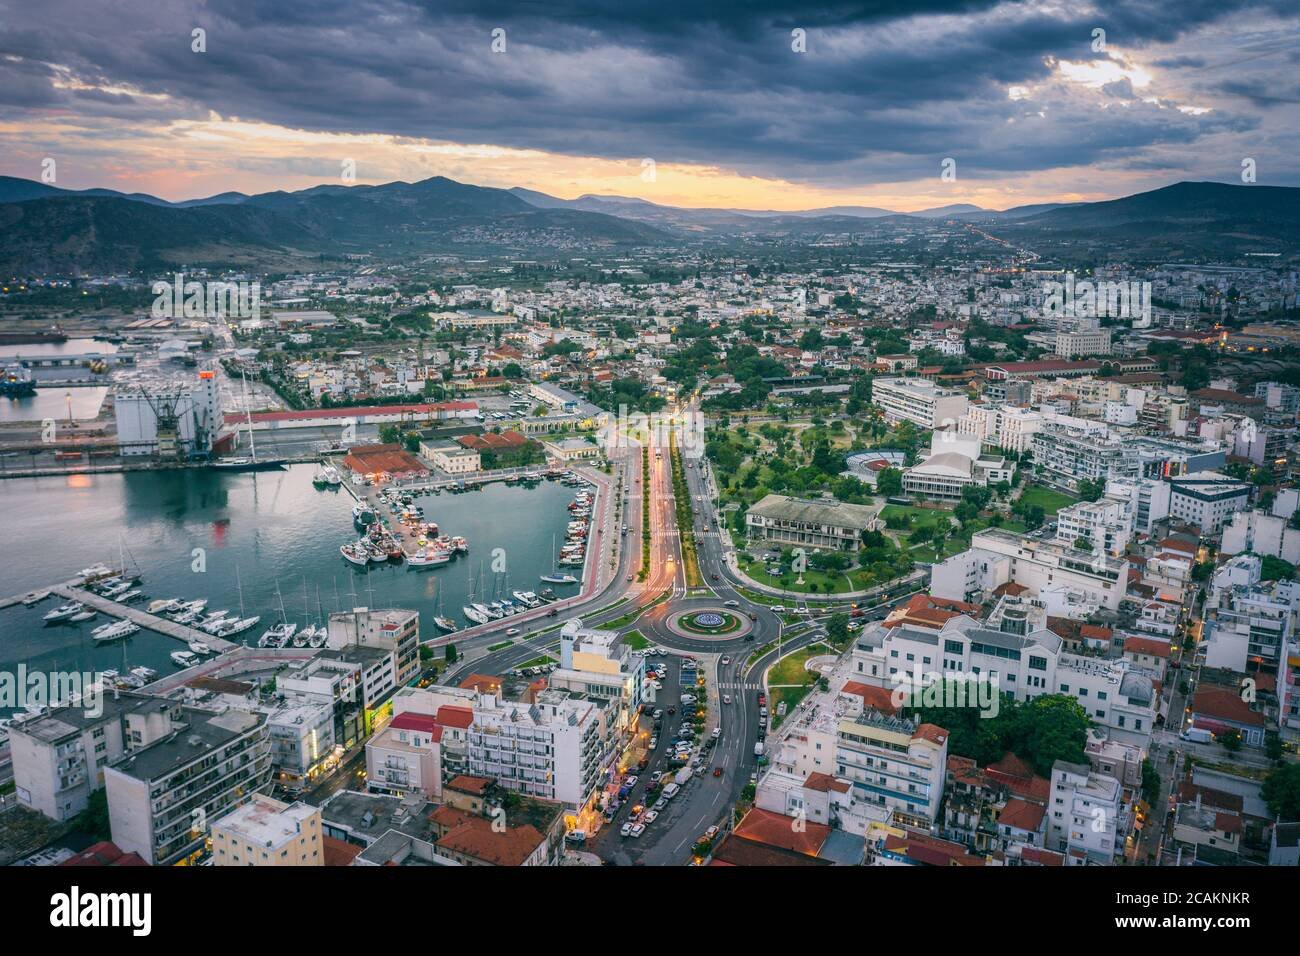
[0, 243, 1297, 876]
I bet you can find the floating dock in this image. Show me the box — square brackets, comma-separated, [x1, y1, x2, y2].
[47, 585, 238, 653]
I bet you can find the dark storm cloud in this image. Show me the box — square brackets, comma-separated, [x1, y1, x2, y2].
[0, 0, 1296, 185]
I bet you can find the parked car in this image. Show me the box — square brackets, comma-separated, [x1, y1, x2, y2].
[630, 824, 646, 838]
[705, 825, 719, 840]
[643, 810, 658, 824]
[620, 823, 633, 837]
[649, 771, 664, 784]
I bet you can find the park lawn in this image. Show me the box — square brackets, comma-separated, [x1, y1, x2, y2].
[739, 556, 859, 595]
[1019, 485, 1078, 515]
[622, 629, 652, 650]
[880, 504, 953, 530]
[768, 645, 824, 687]
[770, 684, 814, 729]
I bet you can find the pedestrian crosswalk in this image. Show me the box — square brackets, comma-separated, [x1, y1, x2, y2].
[718, 681, 762, 690]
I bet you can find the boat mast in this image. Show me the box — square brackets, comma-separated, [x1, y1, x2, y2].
[240, 368, 258, 463]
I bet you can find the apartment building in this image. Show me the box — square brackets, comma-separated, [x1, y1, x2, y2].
[1047, 761, 1125, 865]
[7, 693, 174, 822]
[553, 618, 645, 720]
[211, 795, 323, 867]
[390, 683, 606, 813]
[1166, 472, 1252, 533]
[365, 712, 444, 800]
[1222, 507, 1300, 564]
[872, 376, 970, 428]
[1055, 498, 1134, 556]
[932, 528, 1129, 615]
[326, 607, 420, 687]
[1203, 555, 1300, 674]
[104, 706, 273, 866]
[776, 703, 949, 827]
[278, 656, 365, 749]
[852, 614, 1158, 746]
[1032, 424, 1132, 491]
[1055, 327, 1112, 358]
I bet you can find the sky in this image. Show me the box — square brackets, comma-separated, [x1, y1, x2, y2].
[1, 0, 1297, 211]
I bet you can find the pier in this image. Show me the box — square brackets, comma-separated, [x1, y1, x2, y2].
[47, 585, 238, 653]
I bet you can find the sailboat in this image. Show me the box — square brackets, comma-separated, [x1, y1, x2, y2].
[212, 368, 288, 471]
[540, 534, 579, 585]
[433, 579, 458, 633]
[462, 562, 491, 625]
[259, 581, 296, 647]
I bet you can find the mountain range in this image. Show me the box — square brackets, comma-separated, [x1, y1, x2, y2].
[0, 175, 1295, 275]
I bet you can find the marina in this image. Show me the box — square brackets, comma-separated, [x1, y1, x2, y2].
[0, 463, 596, 704]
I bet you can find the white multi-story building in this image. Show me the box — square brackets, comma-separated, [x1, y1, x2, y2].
[872, 376, 969, 428]
[1047, 761, 1125, 865]
[901, 431, 1014, 501]
[390, 684, 606, 813]
[326, 607, 421, 692]
[775, 703, 949, 827]
[104, 706, 273, 865]
[851, 615, 1158, 746]
[1054, 327, 1112, 359]
[552, 618, 645, 725]
[6, 693, 171, 822]
[1222, 508, 1300, 564]
[1055, 498, 1134, 556]
[932, 528, 1128, 615]
[1166, 472, 1252, 534]
[1203, 555, 1300, 674]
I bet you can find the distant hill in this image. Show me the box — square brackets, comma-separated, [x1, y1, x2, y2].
[0, 176, 669, 273]
[3, 175, 1296, 273]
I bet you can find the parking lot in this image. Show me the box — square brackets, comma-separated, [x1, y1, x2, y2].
[587, 651, 726, 860]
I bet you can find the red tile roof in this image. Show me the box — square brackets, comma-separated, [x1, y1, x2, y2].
[388, 712, 443, 740]
[1192, 686, 1266, 727]
[436, 705, 474, 729]
[999, 798, 1046, 833]
[446, 774, 492, 795]
[804, 772, 851, 794]
[912, 723, 949, 747]
[733, 808, 830, 856]
[58, 841, 148, 867]
[1123, 636, 1172, 659]
[841, 681, 901, 715]
[323, 835, 363, 867]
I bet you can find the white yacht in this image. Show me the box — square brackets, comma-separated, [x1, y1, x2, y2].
[44, 602, 85, 623]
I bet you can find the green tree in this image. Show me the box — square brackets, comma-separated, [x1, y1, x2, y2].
[1261, 763, 1300, 820]
[825, 612, 850, 646]
[445, 643, 458, 664]
[876, 467, 903, 497]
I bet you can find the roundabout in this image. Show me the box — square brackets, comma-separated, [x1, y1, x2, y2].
[666, 606, 752, 641]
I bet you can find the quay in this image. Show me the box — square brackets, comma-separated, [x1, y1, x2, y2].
[47, 585, 238, 653]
